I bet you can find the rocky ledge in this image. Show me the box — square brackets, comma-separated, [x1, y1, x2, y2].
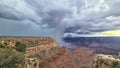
[93, 54, 120, 68]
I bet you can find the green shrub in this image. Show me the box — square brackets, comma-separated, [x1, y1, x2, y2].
[0, 41, 7, 48]
[116, 63, 120, 68]
[0, 48, 26, 68]
[112, 61, 118, 67]
[15, 41, 26, 53]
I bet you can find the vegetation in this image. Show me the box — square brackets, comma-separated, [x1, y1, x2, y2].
[116, 63, 120, 68]
[0, 48, 26, 68]
[15, 41, 26, 53]
[0, 41, 7, 48]
[112, 61, 120, 68]
[0, 41, 27, 68]
[112, 61, 118, 67]
[115, 61, 120, 68]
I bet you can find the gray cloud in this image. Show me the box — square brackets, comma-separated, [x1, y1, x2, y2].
[0, 5, 25, 20]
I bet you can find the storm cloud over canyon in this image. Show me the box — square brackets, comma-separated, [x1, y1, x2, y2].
[0, 0, 120, 44]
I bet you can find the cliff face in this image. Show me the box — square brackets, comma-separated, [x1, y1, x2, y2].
[93, 54, 120, 68]
[26, 42, 57, 56]
[27, 47, 95, 68]
[71, 47, 95, 68]
[38, 46, 78, 68]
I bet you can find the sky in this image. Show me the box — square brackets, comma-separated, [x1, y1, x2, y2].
[0, 0, 120, 44]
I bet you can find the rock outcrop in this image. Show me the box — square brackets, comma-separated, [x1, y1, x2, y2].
[93, 54, 120, 68]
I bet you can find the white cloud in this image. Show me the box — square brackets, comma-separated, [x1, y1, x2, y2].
[106, 16, 120, 21]
[84, 0, 109, 12]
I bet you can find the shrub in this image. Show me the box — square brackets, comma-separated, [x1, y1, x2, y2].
[116, 63, 120, 68]
[15, 41, 26, 53]
[0, 48, 26, 68]
[0, 41, 7, 48]
[112, 61, 118, 67]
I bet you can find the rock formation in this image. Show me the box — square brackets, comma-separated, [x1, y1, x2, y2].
[93, 54, 120, 68]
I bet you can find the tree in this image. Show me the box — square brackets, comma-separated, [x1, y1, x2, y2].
[15, 41, 26, 53]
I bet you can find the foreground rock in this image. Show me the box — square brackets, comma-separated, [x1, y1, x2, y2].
[93, 54, 120, 68]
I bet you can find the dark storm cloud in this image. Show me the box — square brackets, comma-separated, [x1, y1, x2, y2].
[0, 5, 25, 21]
[24, 0, 43, 15]
[41, 9, 70, 28]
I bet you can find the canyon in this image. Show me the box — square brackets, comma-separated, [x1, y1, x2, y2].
[0, 36, 120, 68]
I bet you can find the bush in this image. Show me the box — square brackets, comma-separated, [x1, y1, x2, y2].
[116, 63, 120, 68]
[112, 61, 120, 68]
[0, 48, 26, 68]
[0, 41, 7, 48]
[15, 41, 26, 53]
[112, 61, 118, 67]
